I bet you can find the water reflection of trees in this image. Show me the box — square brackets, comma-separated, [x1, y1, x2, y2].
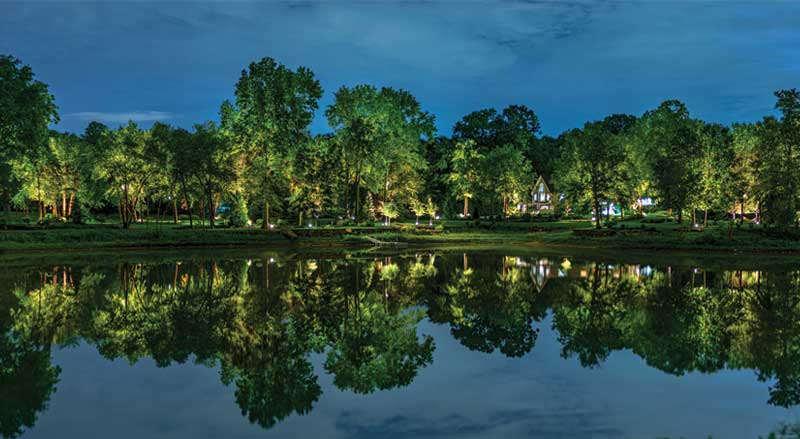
[3, 253, 800, 434]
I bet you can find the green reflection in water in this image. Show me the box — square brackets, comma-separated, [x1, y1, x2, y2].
[1, 251, 800, 436]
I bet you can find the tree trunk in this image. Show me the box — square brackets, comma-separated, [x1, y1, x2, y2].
[355, 174, 361, 221]
[757, 201, 761, 224]
[187, 200, 194, 228]
[691, 209, 696, 226]
[199, 198, 205, 226]
[740, 198, 745, 225]
[463, 197, 469, 217]
[72, 202, 81, 224]
[262, 199, 270, 229]
[208, 191, 215, 228]
[122, 188, 130, 229]
[61, 192, 67, 219]
[173, 198, 179, 224]
[594, 197, 601, 229]
[67, 193, 74, 218]
[704, 209, 708, 228]
[677, 209, 683, 224]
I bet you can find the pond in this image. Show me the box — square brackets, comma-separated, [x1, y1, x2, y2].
[1, 248, 799, 438]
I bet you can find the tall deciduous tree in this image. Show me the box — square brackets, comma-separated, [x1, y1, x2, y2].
[731, 123, 762, 223]
[0, 55, 58, 157]
[223, 57, 322, 229]
[453, 105, 540, 154]
[636, 100, 701, 223]
[558, 116, 628, 228]
[482, 145, 533, 216]
[758, 89, 800, 226]
[695, 123, 735, 226]
[94, 122, 153, 228]
[326, 85, 434, 220]
[447, 140, 483, 217]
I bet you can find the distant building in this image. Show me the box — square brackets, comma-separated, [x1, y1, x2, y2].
[531, 176, 554, 213]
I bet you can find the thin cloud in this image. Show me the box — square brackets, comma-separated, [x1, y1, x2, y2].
[63, 111, 176, 124]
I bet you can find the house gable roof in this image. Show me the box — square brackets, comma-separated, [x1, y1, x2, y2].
[533, 175, 553, 195]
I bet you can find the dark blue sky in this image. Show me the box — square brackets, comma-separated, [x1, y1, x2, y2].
[2, 1, 799, 136]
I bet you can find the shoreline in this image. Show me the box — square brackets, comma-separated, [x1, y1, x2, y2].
[2, 223, 800, 258]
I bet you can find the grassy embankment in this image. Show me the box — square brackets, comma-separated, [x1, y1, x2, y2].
[1, 211, 799, 253]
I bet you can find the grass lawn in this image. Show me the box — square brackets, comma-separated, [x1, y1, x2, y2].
[1, 210, 799, 254]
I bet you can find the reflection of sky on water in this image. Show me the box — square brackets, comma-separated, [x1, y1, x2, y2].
[27, 316, 798, 439]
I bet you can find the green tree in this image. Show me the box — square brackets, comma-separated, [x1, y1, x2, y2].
[759, 89, 800, 226]
[187, 122, 237, 228]
[447, 139, 483, 217]
[93, 122, 153, 228]
[326, 85, 434, 220]
[558, 116, 629, 228]
[482, 144, 533, 216]
[636, 101, 701, 222]
[223, 57, 322, 229]
[0, 55, 58, 158]
[695, 123, 735, 226]
[379, 201, 399, 225]
[453, 105, 540, 155]
[425, 197, 438, 226]
[290, 135, 337, 226]
[731, 122, 763, 223]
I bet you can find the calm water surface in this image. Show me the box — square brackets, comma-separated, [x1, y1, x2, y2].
[2, 248, 800, 438]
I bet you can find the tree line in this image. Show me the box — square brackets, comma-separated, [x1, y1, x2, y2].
[2, 54, 799, 229]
